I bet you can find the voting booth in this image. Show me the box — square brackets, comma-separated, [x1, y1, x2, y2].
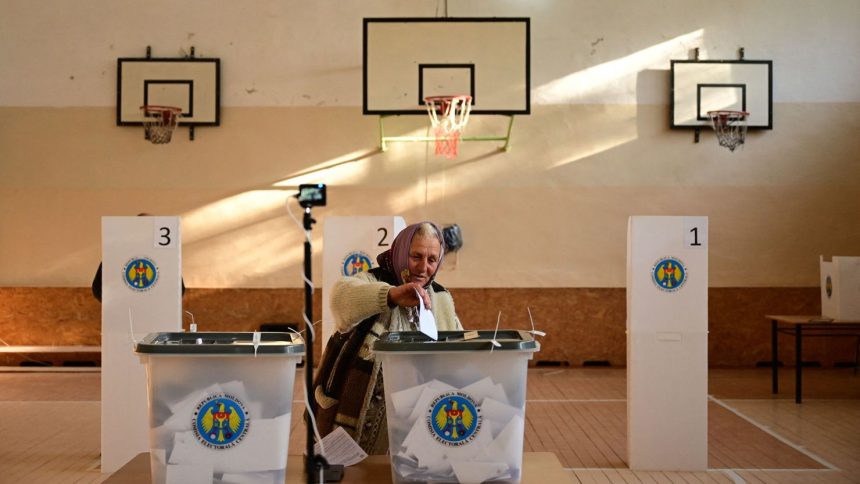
[322, 216, 405, 346]
[374, 330, 539, 483]
[820, 256, 860, 320]
[135, 332, 305, 484]
[102, 216, 183, 472]
[627, 216, 708, 470]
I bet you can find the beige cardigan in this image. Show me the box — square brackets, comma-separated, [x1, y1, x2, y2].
[330, 271, 463, 334]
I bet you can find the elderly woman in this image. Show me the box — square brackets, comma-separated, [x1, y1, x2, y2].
[310, 222, 462, 454]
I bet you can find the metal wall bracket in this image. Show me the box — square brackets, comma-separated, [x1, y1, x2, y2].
[379, 115, 515, 152]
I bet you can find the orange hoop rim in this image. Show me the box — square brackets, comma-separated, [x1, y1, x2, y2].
[707, 110, 749, 118]
[424, 94, 472, 104]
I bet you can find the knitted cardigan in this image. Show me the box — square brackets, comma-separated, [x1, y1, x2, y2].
[310, 267, 462, 454]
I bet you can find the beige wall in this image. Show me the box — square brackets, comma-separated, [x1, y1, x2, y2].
[2, 1, 859, 289]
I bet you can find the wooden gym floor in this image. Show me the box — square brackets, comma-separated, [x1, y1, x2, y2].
[1, 368, 859, 483]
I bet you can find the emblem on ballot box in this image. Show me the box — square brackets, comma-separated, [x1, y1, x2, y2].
[122, 257, 158, 291]
[193, 394, 249, 449]
[427, 392, 482, 446]
[651, 257, 688, 292]
[341, 251, 373, 276]
[825, 276, 833, 298]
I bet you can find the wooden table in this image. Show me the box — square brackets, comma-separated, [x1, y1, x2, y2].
[767, 315, 860, 403]
[104, 451, 574, 483]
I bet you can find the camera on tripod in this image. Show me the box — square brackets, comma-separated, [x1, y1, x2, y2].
[297, 183, 326, 208]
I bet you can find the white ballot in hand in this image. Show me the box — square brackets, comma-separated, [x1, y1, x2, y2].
[415, 289, 438, 340]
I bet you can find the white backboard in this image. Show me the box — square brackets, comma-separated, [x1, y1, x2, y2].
[671, 60, 772, 129]
[364, 18, 530, 115]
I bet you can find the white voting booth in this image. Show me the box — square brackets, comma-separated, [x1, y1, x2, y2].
[322, 216, 405, 347]
[627, 216, 708, 470]
[101, 216, 182, 472]
[820, 256, 860, 320]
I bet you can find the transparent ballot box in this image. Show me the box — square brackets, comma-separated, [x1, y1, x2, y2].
[135, 332, 304, 484]
[373, 330, 540, 483]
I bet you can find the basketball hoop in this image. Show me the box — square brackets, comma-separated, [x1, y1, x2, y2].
[140, 105, 182, 144]
[424, 95, 472, 159]
[707, 110, 748, 152]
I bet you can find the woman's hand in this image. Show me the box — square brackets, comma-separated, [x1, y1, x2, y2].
[387, 282, 431, 309]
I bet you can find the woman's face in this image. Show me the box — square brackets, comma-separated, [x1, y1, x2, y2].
[406, 235, 442, 286]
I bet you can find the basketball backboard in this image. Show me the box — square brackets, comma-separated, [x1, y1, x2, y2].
[117, 57, 220, 126]
[671, 60, 772, 129]
[363, 18, 530, 115]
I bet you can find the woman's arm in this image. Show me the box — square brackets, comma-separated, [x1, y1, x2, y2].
[330, 272, 392, 333]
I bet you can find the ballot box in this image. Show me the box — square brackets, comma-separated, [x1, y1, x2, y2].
[374, 330, 540, 483]
[135, 332, 305, 484]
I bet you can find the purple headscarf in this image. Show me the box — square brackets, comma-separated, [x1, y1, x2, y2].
[376, 222, 445, 286]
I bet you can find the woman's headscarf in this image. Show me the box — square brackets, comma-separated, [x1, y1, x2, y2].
[376, 222, 445, 287]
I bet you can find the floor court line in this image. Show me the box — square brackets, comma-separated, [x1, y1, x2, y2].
[707, 395, 839, 471]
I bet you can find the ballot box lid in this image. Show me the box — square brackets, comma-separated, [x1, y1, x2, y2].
[373, 330, 538, 352]
[134, 332, 305, 355]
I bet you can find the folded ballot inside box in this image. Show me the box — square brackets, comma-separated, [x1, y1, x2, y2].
[820, 256, 860, 320]
[135, 332, 304, 484]
[374, 330, 539, 484]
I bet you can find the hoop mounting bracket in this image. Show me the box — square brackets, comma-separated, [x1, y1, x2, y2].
[379, 115, 515, 153]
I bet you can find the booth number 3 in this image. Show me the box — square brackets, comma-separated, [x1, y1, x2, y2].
[153, 217, 179, 249]
[683, 217, 708, 249]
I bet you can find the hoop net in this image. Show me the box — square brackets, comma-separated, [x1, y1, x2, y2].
[707, 110, 749, 152]
[141, 105, 182, 144]
[424, 95, 472, 159]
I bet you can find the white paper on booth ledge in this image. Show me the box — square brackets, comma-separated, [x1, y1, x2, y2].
[165, 463, 214, 484]
[312, 426, 368, 466]
[415, 288, 438, 340]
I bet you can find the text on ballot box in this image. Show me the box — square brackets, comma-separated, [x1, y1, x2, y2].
[322, 216, 405, 347]
[626, 216, 708, 470]
[101, 216, 182, 472]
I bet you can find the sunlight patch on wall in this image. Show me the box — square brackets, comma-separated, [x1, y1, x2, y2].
[533, 29, 703, 105]
[272, 149, 375, 187]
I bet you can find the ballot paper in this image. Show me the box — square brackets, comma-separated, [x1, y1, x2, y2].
[415, 288, 438, 340]
[387, 375, 524, 483]
[312, 426, 368, 466]
[168, 412, 290, 473]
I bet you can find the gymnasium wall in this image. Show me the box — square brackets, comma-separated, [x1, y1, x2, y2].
[1, 1, 859, 365]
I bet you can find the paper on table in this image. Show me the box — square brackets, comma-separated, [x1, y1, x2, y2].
[415, 288, 438, 340]
[312, 426, 368, 466]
